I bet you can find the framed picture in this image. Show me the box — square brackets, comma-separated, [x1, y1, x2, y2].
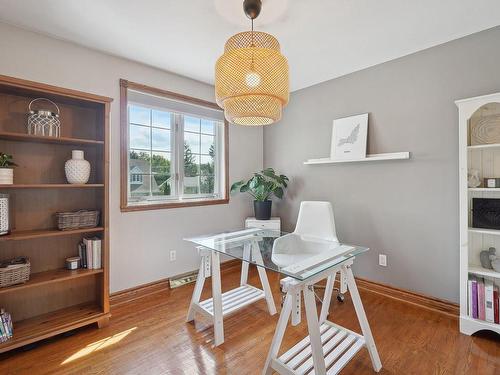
[330, 113, 368, 160]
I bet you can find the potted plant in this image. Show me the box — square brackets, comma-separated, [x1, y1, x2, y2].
[231, 168, 289, 220]
[0, 153, 16, 185]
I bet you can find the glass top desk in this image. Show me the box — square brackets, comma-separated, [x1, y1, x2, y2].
[185, 228, 382, 374]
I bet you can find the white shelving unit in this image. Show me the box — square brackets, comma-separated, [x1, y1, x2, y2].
[304, 152, 410, 165]
[457, 92, 500, 336]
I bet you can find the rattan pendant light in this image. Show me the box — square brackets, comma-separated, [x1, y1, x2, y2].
[215, 0, 289, 126]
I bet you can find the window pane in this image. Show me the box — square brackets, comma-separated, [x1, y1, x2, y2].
[152, 128, 171, 151]
[152, 110, 171, 129]
[201, 134, 214, 155]
[183, 176, 200, 195]
[184, 153, 200, 177]
[152, 174, 171, 196]
[129, 151, 151, 198]
[129, 105, 150, 125]
[201, 119, 215, 135]
[151, 151, 171, 174]
[130, 125, 150, 149]
[185, 116, 200, 132]
[200, 175, 215, 194]
[200, 154, 214, 176]
[184, 132, 200, 154]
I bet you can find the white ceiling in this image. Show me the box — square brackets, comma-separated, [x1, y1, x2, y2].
[0, 0, 499, 91]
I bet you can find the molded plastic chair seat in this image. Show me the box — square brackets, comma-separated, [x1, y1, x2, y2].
[272, 201, 340, 268]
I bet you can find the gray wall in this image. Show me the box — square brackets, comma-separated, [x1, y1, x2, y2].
[264, 26, 500, 303]
[0, 22, 263, 293]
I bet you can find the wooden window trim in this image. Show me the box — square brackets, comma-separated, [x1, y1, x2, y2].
[120, 79, 229, 212]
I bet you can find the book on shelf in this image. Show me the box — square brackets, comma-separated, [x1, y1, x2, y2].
[468, 275, 500, 324]
[79, 237, 102, 270]
[0, 309, 13, 343]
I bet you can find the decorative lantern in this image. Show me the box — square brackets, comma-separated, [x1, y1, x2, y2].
[215, 0, 289, 126]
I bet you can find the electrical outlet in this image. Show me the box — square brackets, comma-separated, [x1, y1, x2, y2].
[170, 250, 176, 262]
[379, 254, 387, 267]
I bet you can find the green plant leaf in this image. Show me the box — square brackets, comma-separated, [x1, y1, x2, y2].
[230, 180, 244, 193]
[274, 187, 284, 199]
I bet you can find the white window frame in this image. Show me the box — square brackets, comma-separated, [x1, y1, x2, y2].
[120, 80, 228, 212]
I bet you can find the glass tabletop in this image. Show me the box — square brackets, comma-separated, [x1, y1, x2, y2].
[185, 228, 369, 281]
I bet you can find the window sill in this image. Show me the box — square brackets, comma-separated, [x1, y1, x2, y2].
[120, 198, 229, 212]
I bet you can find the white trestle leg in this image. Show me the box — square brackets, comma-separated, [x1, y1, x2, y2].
[240, 243, 251, 286]
[211, 250, 224, 346]
[186, 245, 275, 346]
[263, 258, 382, 374]
[343, 264, 382, 372]
[186, 249, 209, 323]
[252, 240, 277, 315]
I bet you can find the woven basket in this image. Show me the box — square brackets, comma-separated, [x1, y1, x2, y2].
[0, 257, 30, 288]
[56, 210, 100, 231]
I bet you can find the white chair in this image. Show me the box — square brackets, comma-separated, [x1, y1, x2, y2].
[272, 201, 345, 302]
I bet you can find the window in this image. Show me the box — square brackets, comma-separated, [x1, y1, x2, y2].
[120, 80, 228, 211]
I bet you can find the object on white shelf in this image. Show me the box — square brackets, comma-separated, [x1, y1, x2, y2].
[65, 150, 90, 184]
[0, 168, 13, 184]
[245, 217, 281, 231]
[0, 193, 9, 235]
[304, 152, 410, 165]
[468, 169, 481, 188]
[330, 113, 368, 160]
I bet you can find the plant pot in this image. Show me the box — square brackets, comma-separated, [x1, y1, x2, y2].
[0, 168, 13, 185]
[254, 200, 272, 220]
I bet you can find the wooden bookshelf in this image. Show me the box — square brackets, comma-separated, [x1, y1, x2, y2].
[0, 74, 111, 353]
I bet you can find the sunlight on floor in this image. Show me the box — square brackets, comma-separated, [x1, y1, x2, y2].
[61, 327, 137, 365]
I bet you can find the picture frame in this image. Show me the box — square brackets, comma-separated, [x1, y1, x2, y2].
[330, 113, 368, 160]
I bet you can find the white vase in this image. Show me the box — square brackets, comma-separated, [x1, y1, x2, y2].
[0, 168, 13, 185]
[65, 150, 90, 184]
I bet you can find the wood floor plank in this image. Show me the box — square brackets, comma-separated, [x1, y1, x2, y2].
[0, 266, 498, 374]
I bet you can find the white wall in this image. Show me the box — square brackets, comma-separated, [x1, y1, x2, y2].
[0, 22, 263, 293]
[264, 26, 500, 303]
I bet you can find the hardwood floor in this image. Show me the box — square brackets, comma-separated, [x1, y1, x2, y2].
[0, 266, 499, 374]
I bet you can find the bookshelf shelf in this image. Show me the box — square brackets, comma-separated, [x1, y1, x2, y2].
[0, 74, 111, 352]
[0, 303, 109, 353]
[468, 265, 500, 279]
[0, 131, 104, 145]
[0, 227, 104, 242]
[0, 268, 103, 295]
[0, 184, 104, 189]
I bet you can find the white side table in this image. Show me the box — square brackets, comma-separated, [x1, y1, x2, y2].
[245, 217, 281, 230]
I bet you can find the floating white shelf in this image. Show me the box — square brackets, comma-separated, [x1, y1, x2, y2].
[468, 265, 500, 279]
[468, 227, 500, 236]
[304, 152, 410, 165]
[468, 188, 500, 192]
[467, 143, 500, 150]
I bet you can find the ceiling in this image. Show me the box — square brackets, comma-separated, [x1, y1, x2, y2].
[0, 0, 499, 92]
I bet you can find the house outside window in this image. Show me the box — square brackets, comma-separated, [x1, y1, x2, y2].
[120, 80, 228, 211]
